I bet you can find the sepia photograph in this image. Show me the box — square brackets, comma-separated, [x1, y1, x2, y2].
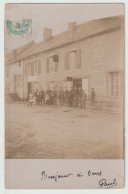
[5, 3, 124, 161]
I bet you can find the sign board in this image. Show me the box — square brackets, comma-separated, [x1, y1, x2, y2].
[53, 55, 59, 62]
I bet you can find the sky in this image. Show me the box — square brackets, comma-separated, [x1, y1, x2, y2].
[5, 3, 124, 53]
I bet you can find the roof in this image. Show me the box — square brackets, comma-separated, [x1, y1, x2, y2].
[6, 15, 124, 64]
[5, 40, 35, 65]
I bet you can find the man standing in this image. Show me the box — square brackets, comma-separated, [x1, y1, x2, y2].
[78, 87, 82, 108]
[64, 87, 68, 106]
[68, 87, 73, 107]
[72, 87, 78, 107]
[53, 87, 57, 106]
[40, 88, 45, 105]
[59, 88, 64, 106]
[81, 91, 87, 109]
[91, 88, 96, 105]
[34, 89, 40, 105]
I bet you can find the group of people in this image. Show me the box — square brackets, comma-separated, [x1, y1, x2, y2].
[28, 87, 96, 109]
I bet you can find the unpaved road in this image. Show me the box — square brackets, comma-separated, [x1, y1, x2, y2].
[5, 103, 124, 159]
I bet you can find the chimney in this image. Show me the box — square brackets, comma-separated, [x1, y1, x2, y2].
[68, 22, 76, 39]
[43, 28, 52, 42]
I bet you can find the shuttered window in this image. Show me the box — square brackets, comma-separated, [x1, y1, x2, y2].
[25, 60, 41, 76]
[69, 51, 76, 69]
[46, 57, 58, 73]
[65, 49, 81, 70]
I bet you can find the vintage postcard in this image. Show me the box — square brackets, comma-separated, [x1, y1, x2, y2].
[5, 3, 125, 189]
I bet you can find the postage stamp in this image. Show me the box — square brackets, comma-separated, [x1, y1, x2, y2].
[5, 19, 32, 37]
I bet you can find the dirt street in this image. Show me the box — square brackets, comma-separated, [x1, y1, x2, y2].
[5, 103, 124, 159]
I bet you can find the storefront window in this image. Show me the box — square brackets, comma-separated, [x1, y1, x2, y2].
[109, 72, 123, 97]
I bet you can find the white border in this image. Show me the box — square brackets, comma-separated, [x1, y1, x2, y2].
[0, 0, 127, 193]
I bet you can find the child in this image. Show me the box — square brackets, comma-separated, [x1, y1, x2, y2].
[28, 93, 34, 107]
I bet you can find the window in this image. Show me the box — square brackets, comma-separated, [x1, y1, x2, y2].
[69, 51, 76, 69]
[50, 57, 54, 72]
[109, 72, 123, 97]
[65, 49, 81, 70]
[35, 61, 41, 75]
[25, 60, 41, 76]
[46, 56, 58, 73]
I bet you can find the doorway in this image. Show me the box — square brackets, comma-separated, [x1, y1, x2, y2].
[28, 82, 32, 98]
[73, 78, 82, 89]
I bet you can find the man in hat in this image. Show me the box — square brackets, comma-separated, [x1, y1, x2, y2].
[81, 90, 87, 109]
[34, 89, 40, 105]
[91, 88, 96, 105]
[78, 87, 82, 108]
[40, 88, 45, 105]
[59, 87, 64, 106]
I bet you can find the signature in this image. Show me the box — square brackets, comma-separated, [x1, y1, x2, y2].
[99, 178, 117, 189]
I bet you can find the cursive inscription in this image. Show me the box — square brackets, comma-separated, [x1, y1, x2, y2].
[99, 178, 117, 189]
[88, 170, 102, 176]
[41, 171, 73, 182]
[40, 170, 118, 188]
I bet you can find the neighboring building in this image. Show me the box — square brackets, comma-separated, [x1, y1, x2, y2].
[6, 15, 124, 105]
[5, 41, 36, 99]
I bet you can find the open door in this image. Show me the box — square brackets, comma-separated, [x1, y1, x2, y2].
[73, 78, 82, 89]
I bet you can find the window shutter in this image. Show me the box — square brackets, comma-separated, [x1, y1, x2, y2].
[25, 64, 27, 76]
[55, 62, 58, 72]
[65, 52, 69, 70]
[46, 58, 50, 73]
[76, 49, 81, 68]
[31, 62, 34, 76]
[38, 61, 41, 75]
[34, 61, 37, 75]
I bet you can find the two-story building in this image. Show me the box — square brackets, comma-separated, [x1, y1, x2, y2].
[6, 15, 124, 105]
